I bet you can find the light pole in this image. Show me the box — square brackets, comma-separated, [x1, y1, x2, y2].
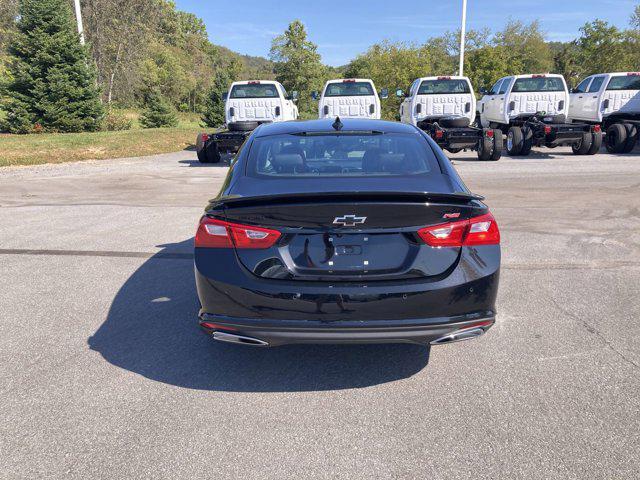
[459, 0, 467, 76]
[73, 0, 85, 45]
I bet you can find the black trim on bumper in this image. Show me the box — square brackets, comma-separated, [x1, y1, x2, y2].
[199, 312, 496, 347]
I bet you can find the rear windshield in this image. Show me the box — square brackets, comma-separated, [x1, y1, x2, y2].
[324, 82, 375, 97]
[512, 77, 565, 93]
[606, 75, 640, 91]
[418, 79, 471, 95]
[230, 84, 278, 99]
[248, 133, 439, 178]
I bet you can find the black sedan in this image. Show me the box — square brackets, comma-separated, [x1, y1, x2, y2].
[194, 118, 500, 348]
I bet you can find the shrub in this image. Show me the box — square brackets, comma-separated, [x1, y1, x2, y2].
[139, 93, 178, 128]
[103, 110, 132, 131]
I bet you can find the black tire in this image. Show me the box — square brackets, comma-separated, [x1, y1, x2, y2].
[622, 123, 638, 153]
[586, 132, 603, 155]
[447, 148, 463, 154]
[477, 131, 493, 161]
[439, 116, 470, 128]
[572, 132, 593, 155]
[606, 123, 628, 153]
[206, 145, 222, 163]
[228, 121, 259, 132]
[506, 126, 524, 156]
[197, 148, 208, 163]
[490, 129, 503, 161]
[520, 127, 533, 156]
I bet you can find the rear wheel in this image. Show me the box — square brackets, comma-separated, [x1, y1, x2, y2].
[572, 132, 593, 155]
[490, 129, 503, 161]
[606, 123, 628, 153]
[197, 148, 208, 163]
[207, 145, 222, 164]
[586, 132, 603, 155]
[622, 123, 638, 153]
[506, 126, 523, 156]
[477, 135, 493, 161]
[520, 127, 533, 156]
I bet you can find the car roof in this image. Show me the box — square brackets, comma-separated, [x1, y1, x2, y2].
[253, 118, 417, 137]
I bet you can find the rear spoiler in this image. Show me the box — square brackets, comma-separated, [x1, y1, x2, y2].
[209, 191, 484, 209]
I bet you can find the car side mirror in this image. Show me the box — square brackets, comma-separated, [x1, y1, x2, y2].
[479, 88, 488, 95]
[395, 89, 405, 98]
[379, 88, 389, 99]
[289, 91, 299, 102]
[311, 91, 319, 101]
[222, 92, 228, 102]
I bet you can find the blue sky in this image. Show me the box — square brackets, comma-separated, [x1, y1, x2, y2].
[175, 0, 639, 66]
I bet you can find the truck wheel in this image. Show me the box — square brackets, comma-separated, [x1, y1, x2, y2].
[622, 123, 638, 153]
[572, 132, 593, 155]
[490, 129, 503, 161]
[506, 127, 524, 156]
[228, 121, 259, 132]
[206, 146, 222, 164]
[477, 136, 493, 161]
[520, 127, 533, 156]
[586, 132, 603, 155]
[197, 149, 208, 163]
[606, 124, 628, 153]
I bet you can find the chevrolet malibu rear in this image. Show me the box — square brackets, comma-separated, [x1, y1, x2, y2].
[194, 119, 500, 348]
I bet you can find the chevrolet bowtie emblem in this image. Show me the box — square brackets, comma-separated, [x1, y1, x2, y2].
[333, 215, 367, 227]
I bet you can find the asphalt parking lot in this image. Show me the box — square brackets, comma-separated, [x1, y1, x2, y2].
[1, 146, 639, 479]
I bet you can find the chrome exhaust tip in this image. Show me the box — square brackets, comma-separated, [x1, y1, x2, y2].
[430, 327, 486, 346]
[212, 331, 269, 347]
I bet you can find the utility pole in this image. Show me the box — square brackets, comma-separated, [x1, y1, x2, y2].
[459, 0, 467, 76]
[73, 0, 85, 45]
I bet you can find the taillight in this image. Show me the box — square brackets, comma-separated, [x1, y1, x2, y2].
[593, 124, 601, 133]
[435, 129, 444, 139]
[195, 217, 281, 249]
[201, 133, 209, 142]
[417, 213, 500, 247]
[544, 125, 552, 135]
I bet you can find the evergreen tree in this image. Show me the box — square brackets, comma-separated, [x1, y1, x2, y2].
[201, 58, 241, 128]
[139, 91, 178, 128]
[2, 0, 103, 133]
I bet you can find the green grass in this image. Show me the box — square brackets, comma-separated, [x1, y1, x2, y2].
[0, 111, 204, 167]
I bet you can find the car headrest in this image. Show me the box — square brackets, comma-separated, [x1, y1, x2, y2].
[271, 154, 305, 173]
[362, 148, 384, 173]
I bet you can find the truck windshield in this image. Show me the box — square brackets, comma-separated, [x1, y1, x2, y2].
[248, 133, 438, 178]
[230, 84, 279, 99]
[324, 82, 375, 97]
[512, 77, 565, 93]
[418, 79, 471, 95]
[606, 75, 640, 91]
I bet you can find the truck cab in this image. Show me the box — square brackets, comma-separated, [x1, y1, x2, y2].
[478, 74, 601, 157]
[225, 80, 298, 129]
[569, 72, 640, 124]
[478, 74, 569, 128]
[315, 79, 385, 120]
[399, 76, 476, 126]
[568, 72, 640, 153]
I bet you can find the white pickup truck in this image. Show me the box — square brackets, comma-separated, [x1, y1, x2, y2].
[478, 74, 602, 156]
[196, 80, 298, 163]
[314, 79, 387, 120]
[568, 72, 640, 153]
[397, 76, 500, 160]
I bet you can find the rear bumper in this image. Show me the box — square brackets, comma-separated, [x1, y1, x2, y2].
[195, 246, 500, 346]
[210, 131, 250, 151]
[532, 123, 592, 146]
[199, 312, 496, 347]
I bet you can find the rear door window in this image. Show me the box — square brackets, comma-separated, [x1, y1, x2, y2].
[606, 75, 640, 91]
[248, 133, 439, 178]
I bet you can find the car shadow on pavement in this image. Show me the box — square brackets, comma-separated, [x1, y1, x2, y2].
[88, 239, 430, 392]
[178, 159, 230, 168]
